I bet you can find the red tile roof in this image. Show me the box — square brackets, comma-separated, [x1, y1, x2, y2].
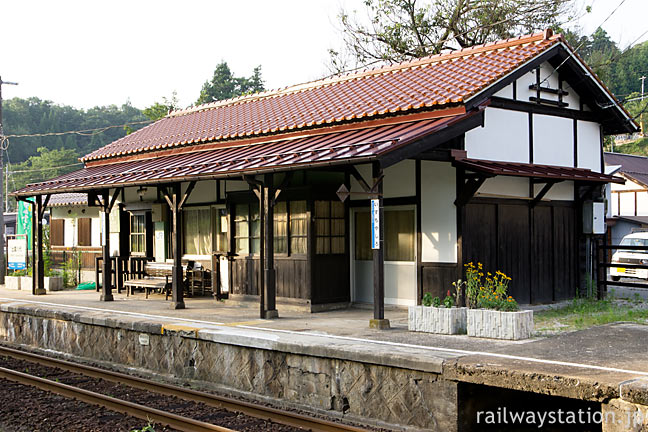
[454, 157, 623, 184]
[16, 115, 468, 196]
[47, 193, 88, 206]
[82, 31, 562, 163]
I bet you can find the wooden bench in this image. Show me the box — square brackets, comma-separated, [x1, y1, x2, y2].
[124, 261, 175, 299]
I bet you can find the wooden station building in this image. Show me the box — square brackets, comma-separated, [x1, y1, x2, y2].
[12, 30, 637, 321]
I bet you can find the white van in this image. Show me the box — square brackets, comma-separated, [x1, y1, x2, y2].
[610, 232, 648, 281]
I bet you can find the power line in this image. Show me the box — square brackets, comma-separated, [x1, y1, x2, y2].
[3, 119, 154, 139]
[7, 161, 83, 174]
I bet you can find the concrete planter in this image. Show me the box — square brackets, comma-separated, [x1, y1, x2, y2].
[5, 276, 21, 290]
[408, 305, 467, 335]
[467, 309, 533, 340]
[21, 276, 63, 292]
[45, 276, 63, 292]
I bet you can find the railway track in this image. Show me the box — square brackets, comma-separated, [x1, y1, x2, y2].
[0, 344, 367, 432]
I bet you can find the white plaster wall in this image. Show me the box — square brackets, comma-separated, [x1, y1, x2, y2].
[477, 176, 529, 198]
[64, 218, 76, 247]
[637, 192, 648, 216]
[185, 180, 218, 204]
[124, 185, 156, 202]
[533, 181, 574, 201]
[517, 68, 538, 102]
[225, 180, 249, 192]
[350, 164, 372, 200]
[493, 83, 514, 99]
[91, 218, 100, 247]
[611, 177, 642, 191]
[349, 161, 415, 199]
[611, 192, 619, 216]
[577, 121, 601, 172]
[384, 160, 415, 198]
[533, 114, 573, 166]
[619, 192, 636, 216]
[421, 161, 457, 263]
[464, 107, 529, 163]
[538, 63, 560, 103]
[563, 81, 580, 108]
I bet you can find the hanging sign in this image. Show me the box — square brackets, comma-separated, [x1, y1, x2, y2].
[8, 238, 27, 270]
[371, 198, 380, 249]
[17, 199, 33, 251]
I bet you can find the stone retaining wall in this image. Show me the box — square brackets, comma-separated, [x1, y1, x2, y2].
[0, 305, 458, 431]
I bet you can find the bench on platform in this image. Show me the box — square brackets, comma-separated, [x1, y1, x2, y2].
[124, 261, 174, 299]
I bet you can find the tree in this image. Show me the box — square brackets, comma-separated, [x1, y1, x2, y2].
[9, 147, 80, 210]
[196, 61, 265, 105]
[329, 0, 574, 71]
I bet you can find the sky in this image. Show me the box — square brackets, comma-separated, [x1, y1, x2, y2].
[1, 0, 647, 111]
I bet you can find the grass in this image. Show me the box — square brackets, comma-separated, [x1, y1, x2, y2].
[534, 294, 648, 335]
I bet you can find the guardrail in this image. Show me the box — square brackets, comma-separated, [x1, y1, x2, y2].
[596, 243, 648, 294]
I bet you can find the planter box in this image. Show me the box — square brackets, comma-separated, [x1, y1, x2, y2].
[467, 309, 533, 340]
[45, 276, 63, 292]
[21, 276, 64, 292]
[408, 305, 467, 335]
[5, 276, 21, 290]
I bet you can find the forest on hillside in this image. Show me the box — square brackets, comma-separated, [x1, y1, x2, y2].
[2, 27, 647, 205]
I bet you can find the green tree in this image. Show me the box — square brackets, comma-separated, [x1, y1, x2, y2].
[196, 61, 265, 104]
[329, 0, 574, 71]
[9, 147, 81, 210]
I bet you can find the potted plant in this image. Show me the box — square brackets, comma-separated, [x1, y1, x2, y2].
[464, 263, 533, 340]
[408, 284, 467, 335]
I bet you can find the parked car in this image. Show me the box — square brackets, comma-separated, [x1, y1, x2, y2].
[610, 233, 648, 281]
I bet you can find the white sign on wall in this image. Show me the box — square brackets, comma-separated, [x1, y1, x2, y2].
[371, 198, 380, 250]
[8, 238, 27, 270]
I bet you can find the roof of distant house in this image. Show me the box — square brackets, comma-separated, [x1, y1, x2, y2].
[604, 152, 648, 187]
[47, 193, 88, 206]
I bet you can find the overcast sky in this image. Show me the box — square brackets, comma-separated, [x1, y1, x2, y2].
[1, 0, 646, 110]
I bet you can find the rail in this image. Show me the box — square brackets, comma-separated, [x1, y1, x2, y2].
[0, 344, 366, 432]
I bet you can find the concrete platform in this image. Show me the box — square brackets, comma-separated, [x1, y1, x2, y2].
[1, 288, 648, 431]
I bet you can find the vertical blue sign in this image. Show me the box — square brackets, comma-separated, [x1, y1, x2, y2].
[371, 198, 380, 249]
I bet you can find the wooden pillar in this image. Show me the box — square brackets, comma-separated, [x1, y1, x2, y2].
[32, 196, 46, 295]
[171, 183, 185, 309]
[370, 162, 389, 329]
[263, 173, 278, 318]
[100, 190, 113, 301]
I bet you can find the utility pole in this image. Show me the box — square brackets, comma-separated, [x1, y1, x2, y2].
[0, 76, 19, 285]
[641, 76, 646, 100]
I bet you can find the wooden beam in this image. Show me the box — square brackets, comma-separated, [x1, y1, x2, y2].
[178, 181, 196, 210]
[100, 190, 113, 302]
[454, 175, 488, 207]
[107, 188, 121, 211]
[40, 194, 51, 217]
[170, 183, 185, 310]
[350, 166, 372, 193]
[530, 180, 560, 208]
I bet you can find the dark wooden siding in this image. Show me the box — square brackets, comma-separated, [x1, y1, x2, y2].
[77, 218, 92, 246]
[463, 200, 577, 304]
[531, 206, 553, 303]
[498, 204, 531, 303]
[50, 219, 65, 246]
[230, 257, 309, 299]
[421, 263, 457, 300]
[553, 206, 577, 300]
[312, 255, 349, 304]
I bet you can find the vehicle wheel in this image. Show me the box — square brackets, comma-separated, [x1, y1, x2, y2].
[611, 276, 621, 281]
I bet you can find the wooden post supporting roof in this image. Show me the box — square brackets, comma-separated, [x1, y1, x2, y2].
[32, 195, 46, 295]
[370, 162, 389, 330]
[160, 181, 196, 310]
[263, 173, 278, 319]
[100, 190, 113, 301]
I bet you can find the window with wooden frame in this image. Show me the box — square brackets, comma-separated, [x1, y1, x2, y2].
[130, 214, 146, 255]
[77, 218, 92, 247]
[273, 201, 287, 254]
[250, 203, 261, 254]
[183, 208, 211, 256]
[50, 219, 65, 246]
[315, 200, 345, 254]
[234, 204, 250, 254]
[289, 200, 307, 255]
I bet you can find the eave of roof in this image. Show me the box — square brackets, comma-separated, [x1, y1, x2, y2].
[81, 31, 563, 163]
